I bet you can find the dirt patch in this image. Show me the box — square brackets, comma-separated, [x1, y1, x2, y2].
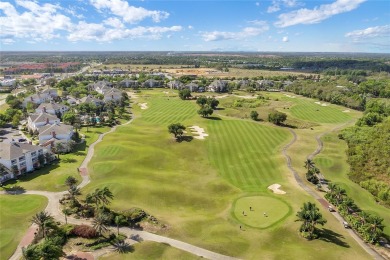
[343, 109, 350, 113]
[126, 92, 138, 99]
[268, 184, 286, 194]
[188, 125, 209, 140]
[138, 103, 148, 109]
[65, 251, 94, 260]
[314, 101, 328, 106]
[165, 68, 220, 76]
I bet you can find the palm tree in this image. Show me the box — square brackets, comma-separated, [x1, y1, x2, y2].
[100, 187, 114, 206]
[296, 202, 327, 239]
[365, 215, 384, 243]
[334, 186, 347, 206]
[62, 208, 72, 224]
[65, 176, 77, 189]
[93, 214, 108, 236]
[304, 159, 314, 171]
[31, 211, 53, 238]
[339, 197, 358, 215]
[115, 215, 126, 235]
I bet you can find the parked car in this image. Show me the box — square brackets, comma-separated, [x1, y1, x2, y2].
[328, 206, 335, 212]
[343, 221, 350, 228]
[18, 138, 27, 142]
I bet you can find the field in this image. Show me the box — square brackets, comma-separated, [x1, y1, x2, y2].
[81, 90, 370, 259]
[315, 133, 390, 236]
[0, 195, 47, 259]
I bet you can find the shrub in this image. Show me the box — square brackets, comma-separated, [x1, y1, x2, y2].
[71, 225, 98, 238]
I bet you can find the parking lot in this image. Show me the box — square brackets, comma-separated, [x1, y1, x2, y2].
[0, 126, 30, 143]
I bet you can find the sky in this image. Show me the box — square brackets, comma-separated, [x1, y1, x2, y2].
[0, 0, 389, 52]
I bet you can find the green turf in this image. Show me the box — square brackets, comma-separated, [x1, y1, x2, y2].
[1, 126, 110, 192]
[207, 119, 290, 191]
[289, 98, 352, 124]
[142, 97, 197, 124]
[101, 241, 202, 260]
[81, 93, 371, 259]
[0, 195, 47, 259]
[315, 132, 390, 236]
[232, 196, 291, 229]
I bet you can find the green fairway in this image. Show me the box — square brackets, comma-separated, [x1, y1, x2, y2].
[101, 241, 202, 260]
[233, 196, 291, 229]
[0, 195, 47, 259]
[289, 98, 352, 124]
[207, 119, 290, 191]
[142, 97, 197, 124]
[315, 133, 390, 236]
[81, 93, 371, 259]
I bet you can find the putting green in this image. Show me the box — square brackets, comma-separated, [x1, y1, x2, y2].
[233, 196, 291, 229]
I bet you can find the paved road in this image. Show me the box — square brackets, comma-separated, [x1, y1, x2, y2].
[282, 126, 384, 260]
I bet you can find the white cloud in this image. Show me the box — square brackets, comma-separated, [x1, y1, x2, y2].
[90, 0, 169, 24]
[255, 2, 260, 6]
[267, 0, 301, 13]
[275, 0, 366, 28]
[68, 22, 182, 42]
[202, 22, 269, 41]
[1, 38, 15, 45]
[345, 25, 390, 39]
[0, 0, 72, 41]
[188, 25, 194, 29]
[104, 17, 125, 28]
[282, 36, 289, 42]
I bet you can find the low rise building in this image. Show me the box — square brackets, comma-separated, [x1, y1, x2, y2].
[28, 112, 60, 131]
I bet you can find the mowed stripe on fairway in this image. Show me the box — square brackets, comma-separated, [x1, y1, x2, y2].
[207, 120, 290, 191]
[142, 98, 197, 124]
[289, 99, 351, 123]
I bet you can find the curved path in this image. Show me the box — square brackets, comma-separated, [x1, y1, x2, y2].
[4, 117, 239, 260]
[282, 126, 384, 260]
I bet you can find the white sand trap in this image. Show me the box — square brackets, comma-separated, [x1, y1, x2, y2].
[321, 103, 328, 106]
[314, 101, 321, 105]
[138, 103, 148, 109]
[188, 125, 209, 140]
[163, 91, 169, 94]
[343, 109, 350, 113]
[268, 184, 286, 194]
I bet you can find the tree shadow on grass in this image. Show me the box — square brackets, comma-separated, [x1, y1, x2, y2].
[317, 228, 350, 248]
[177, 136, 194, 143]
[205, 116, 222, 120]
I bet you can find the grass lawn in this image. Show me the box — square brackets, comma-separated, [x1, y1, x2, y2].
[232, 196, 291, 229]
[101, 241, 202, 260]
[315, 132, 390, 237]
[0, 195, 47, 259]
[1, 125, 110, 192]
[82, 91, 370, 259]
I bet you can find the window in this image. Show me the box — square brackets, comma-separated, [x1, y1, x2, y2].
[20, 162, 26, 168]
[38, 149, 43, 155]
[31, 152, 37, 156]
[11, 159, 17, 165]
[19, 156, 25, 161]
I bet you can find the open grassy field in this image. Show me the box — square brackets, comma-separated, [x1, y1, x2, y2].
[0, 195, 47, 259]
[101, 241, 202, 260]
[81, 91, 371, 259]
[1, 126, 110, 192]
[315, 132, 390, 236]
[207, 119, 290, 191]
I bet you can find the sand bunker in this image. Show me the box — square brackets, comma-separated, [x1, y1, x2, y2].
[138, 103, 148, 109]
[284, 94, 296, 98]
[188, 125, 209, 140]
[315, 101, 328, 106]
[268, 184, 286, 194]
[343, 109, 350, 113]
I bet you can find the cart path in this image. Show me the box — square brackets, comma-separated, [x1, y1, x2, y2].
[282, 123, 384, 260]
[3, 116, 239, 260]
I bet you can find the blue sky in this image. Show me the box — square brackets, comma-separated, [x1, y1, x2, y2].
[0, 0, 389, 52]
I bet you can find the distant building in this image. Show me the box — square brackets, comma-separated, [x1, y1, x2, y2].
[27, 112, 60, 131]
[143, 79, 163, 88]
[78, 95, 104, 106]
[167, 80, 184, 90]
[207, 80, 228, 92]
[120, 79, 139, 89]
[38, 124, 74, 145]
[35, 103, 69, 116]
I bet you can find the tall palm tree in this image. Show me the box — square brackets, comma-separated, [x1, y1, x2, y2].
[365, 215, 384, 243]
[93, 214, 108, 236]
[339, 197, 358, 215]
[296, 202, 326, 239]
[304, 159, 314, 171]
[115, 215, 126, 235]
[62, 208, 72, 224]
[31, 211, 53, 238]
[112, 240, 132, 254]
[100, 187, 114, 206]
[68, 186, 81, 203]
[334, 186, 347, 206]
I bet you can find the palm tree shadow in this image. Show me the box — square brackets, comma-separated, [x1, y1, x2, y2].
[177, 136, 193, 142]
[318, 228, 350, 248]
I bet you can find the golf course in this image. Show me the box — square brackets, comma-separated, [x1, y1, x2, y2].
[2, 89, 388, 259]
